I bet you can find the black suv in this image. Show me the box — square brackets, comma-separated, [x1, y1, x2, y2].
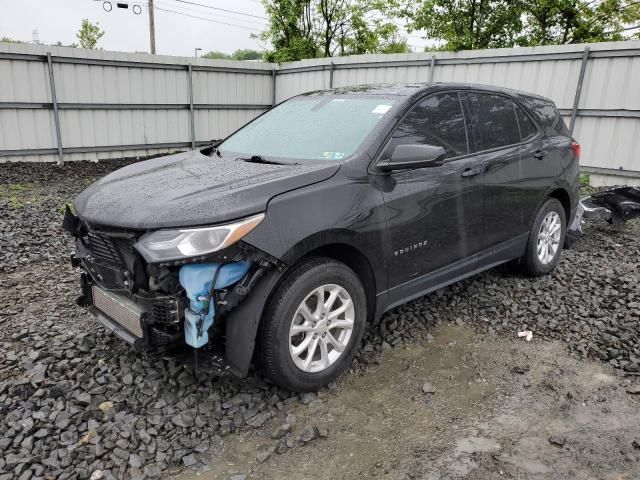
[65, 83, 580, 391]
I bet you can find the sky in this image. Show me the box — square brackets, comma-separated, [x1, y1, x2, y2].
[0, 0, 431, 58]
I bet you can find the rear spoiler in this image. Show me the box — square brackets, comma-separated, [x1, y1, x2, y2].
[567, 186, 640, 246]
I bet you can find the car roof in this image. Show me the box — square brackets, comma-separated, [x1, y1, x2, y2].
[301, 82, 554, 104]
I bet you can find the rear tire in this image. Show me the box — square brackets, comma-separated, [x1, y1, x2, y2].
[521, 198, 566, 276]
[259, 257, 366, 392]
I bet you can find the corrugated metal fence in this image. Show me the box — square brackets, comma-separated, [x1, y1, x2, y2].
[1, 41, 639, 184]
[276, 41, 640, 184]
[0, 44, 274, 163]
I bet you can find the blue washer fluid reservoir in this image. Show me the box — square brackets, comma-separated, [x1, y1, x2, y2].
[179, 261, 252, 348]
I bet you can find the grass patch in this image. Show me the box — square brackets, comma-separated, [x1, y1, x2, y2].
[58, 202, 75, 214]
[0, 183, 38, 208]
[580, 173, 590, 187]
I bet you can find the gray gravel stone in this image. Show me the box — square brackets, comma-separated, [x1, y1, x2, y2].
[256, 446, 275, 463]
[171, 410, 196, 428]
[626, 385, 640, 394]
[128, 454, 143, 469]
[182, 453, 198, 467]
[113, 447, 130, 461]
[246, 411, 272, 428]
[1, 163, 639, 480]
[144, 464, 162, 478]
[89, 471, 103, 480]
[272, 423, 291, 439]
[299, 426, 317, 443]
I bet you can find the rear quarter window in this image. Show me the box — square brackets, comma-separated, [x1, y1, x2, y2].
[514, 104, 537, 142]
[517, 95, 569, 136]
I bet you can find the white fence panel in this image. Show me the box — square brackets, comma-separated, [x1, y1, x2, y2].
[1, 40, 639, 184]
[0, 43, 275, 163]
[274, 42, 640, 183]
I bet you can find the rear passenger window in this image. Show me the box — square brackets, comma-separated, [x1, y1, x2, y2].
[515, 105, 537, 141]
[388, 93, 468, 158]
[464, 93, 520, 151]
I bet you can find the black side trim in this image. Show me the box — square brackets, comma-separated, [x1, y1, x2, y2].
[380, 233, 528, 313]
[224, 269, 283, 377]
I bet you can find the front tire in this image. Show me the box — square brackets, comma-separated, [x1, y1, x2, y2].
[259, 258, 366, 392]
[521, 198, 566, 276]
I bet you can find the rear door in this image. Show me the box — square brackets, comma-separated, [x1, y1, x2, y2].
[461, 91, 545, 254]
[380, 92, 486, 298]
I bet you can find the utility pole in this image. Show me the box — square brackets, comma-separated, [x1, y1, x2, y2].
[148, 0, 156, 54]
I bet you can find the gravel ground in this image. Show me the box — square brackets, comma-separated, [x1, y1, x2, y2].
[184, 324, 640, 480]
[1, 160, 639, 480]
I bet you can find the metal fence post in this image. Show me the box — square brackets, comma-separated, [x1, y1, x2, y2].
[569, 46, 590, 135]
[46, 52, 64, 165]
[329, 61, 335, 88]
[272, 68, 277, 106]
[428, 55, 436, 83]
[187, 64, 195, 148]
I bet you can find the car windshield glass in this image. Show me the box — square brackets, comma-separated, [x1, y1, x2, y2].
[218, 96, 397, 161]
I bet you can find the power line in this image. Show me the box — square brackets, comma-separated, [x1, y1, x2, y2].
[154, 6, 263, 31]
[155, 0, 267, 26]
[172, 0, 267, 20]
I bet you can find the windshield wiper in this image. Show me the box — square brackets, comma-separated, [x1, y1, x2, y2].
[200, 139, 223, 157]
[236, 155, 289, 165]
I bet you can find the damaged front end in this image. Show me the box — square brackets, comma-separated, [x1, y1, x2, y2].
[62, 207, 281, 377]
[567, 186, 640, 245]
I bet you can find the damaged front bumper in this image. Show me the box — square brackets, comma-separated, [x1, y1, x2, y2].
[63, 207, 283, 377]
[567, 186, 640, 245]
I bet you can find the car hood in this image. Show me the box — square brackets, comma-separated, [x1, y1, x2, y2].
[74, 150, 340, 229]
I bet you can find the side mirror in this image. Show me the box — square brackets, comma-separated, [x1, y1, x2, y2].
[376, 144, 446, 173]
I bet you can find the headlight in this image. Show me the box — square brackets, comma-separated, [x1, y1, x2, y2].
[134, 213, 265, 263]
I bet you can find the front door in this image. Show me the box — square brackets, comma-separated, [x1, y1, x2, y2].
[379, 92, 485, 304]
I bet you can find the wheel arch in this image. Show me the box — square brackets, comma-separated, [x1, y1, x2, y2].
[547, 187, 571, 225]
[226, 238, 381, 378]
[300, 243, 378, 326]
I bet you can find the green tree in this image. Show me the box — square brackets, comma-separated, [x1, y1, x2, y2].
[55, 41, 79, 48]
[260, 0, 409, 62]
[398, 0, 524, 51]
[521, 0, 640, 45]
[339, 3, 411, 55]
[231, 49, 263, 60]
[261, 0, 318, 62]
[398, 0, 640, 51]
[202, 49, 264, 60]
[202, 50, 231, 59]
[76, 19, 105, 50]
[1, 36, 24, 43]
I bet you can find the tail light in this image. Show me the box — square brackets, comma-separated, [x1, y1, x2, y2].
[571, 141, 581, 160]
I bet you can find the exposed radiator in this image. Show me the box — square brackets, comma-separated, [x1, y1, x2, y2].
[92, 286, 144, 338]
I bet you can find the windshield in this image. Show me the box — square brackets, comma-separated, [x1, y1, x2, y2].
[219, 95, 397, 161]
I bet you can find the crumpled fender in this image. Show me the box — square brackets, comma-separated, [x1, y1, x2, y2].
[224, 268, 284, 377]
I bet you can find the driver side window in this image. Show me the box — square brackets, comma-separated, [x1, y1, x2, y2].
[387, 93, 469, 159]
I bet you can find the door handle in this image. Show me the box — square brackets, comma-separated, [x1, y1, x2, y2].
[534, 150, 547, 160]
[461, 167, 483, 178]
